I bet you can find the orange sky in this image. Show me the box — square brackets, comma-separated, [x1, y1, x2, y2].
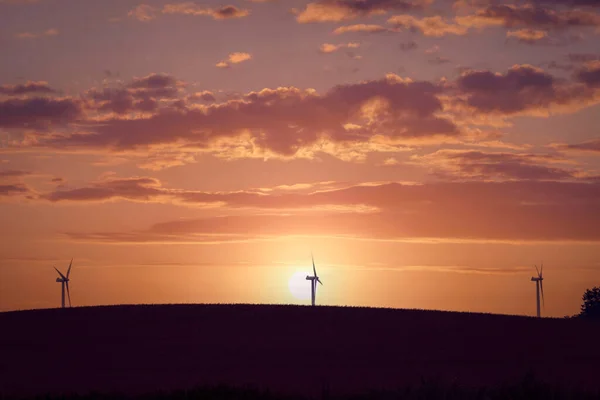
[1, 0, 600, 317]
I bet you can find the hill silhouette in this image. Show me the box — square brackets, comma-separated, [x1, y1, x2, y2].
[1, 304, 599, 398]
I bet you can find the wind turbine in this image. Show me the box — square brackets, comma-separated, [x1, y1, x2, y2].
[531, 263, 544, 318]
[55, 259, 73, 309]
[305, 253, 323, 306]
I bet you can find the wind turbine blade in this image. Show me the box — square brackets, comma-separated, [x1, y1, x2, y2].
[66, 282, 72, 307]
[540, 280, 544, 308]
[54, 267, 66, 280]
[66, 258, 73, 278]
[317, 278, 323, 286]
[312, 253, 317, 277]
[535, 264, 540, 277]
[540, 262, 543, 279]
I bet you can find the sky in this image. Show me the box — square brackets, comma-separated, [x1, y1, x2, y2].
[1, 0, 599, 317]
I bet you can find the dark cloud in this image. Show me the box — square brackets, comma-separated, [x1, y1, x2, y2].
[453, 64, 597, 115]
[0, 183, 28, 196]
[411, 149, 579, 181]
[553, 138, 600, 153]
[127, 73, 179, 90]
[458, 65, 554, 92]
[0, 81, 56, 96]
[399, 41, 418, 51]
[3, 70, 599, 164]
[214, 5, 248, 18]
[0, 169, 31, 178]
[83, 73, 183, 115]
[574, 61, 600, 87]
[526, 0, 600, 8]
[0, 97, 82, 128]
[40, 177, 164, 203]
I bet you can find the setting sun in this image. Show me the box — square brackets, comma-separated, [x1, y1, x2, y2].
[288, 270, 311, 301]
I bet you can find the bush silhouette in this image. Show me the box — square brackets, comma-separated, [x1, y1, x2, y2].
[579, 286, 600, 319]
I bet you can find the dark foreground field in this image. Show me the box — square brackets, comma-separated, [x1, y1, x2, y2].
[1, 305, 600, 399]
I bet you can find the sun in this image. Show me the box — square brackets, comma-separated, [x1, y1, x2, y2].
[288, 270, 310, 301]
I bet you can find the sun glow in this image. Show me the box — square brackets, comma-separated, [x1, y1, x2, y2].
[288, 270, 310, 301]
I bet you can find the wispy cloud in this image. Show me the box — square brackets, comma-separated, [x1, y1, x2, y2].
[215, 52, 252, 68]
[319, 42, 360, 53]
[506, 28, 548, 43]
[333, 24, 389, 34]
[15, 28, 58, 39]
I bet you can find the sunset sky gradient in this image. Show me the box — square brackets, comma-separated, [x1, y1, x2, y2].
[1, 0, 599, 316]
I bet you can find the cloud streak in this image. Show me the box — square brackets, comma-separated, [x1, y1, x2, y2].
[128, 3, 250, 22]
[54, 179, 600, 243]
[319, 42, 361, 53]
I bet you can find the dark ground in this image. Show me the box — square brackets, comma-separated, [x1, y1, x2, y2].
[1, 304, 599, 398]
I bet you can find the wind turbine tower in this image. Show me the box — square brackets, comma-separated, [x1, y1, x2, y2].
[55, 259, 73, 308]
[531, 263, 544, 318]
[306, 253, 323, 306]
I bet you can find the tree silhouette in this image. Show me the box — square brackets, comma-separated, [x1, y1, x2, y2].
[579, 286, 600, 319]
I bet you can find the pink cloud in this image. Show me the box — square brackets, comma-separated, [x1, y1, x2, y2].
[332, 24, 389, 34]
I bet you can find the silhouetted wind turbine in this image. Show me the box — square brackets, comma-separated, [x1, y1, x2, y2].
[531, 263, 544, 318]
[306, 253, 323, 306]
[55, 259, 73, 308]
